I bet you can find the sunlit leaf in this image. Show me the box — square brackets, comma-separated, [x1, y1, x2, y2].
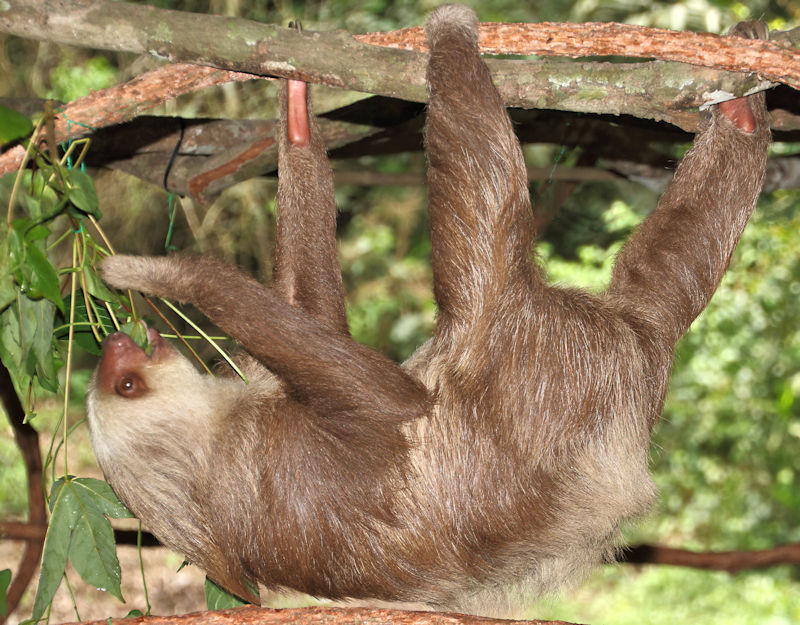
[129, 321, 149, 350]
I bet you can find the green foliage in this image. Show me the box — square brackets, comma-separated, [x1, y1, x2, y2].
[648, 194, 800, 550]
[533, 566, 800, 625]
[1, 136, 149, 621]
[28, 478, 133, 624]
[338, 172, 435, 360]
[46, 56, 117, 103]
[0, 163, 104, 395]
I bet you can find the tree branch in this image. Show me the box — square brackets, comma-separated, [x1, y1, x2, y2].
[0, 0, 785, 119]
[59, 604, 575, 625]
[0, 361, 46, 623]
[6, 518, 799, 574]
[3, 0, 795, 191]
[5, 87, 799, 203]
[363, 22, 800, 88]
[621, 543, 800, 573]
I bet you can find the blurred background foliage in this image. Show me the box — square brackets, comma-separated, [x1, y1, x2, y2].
[1, 0, 799, 623]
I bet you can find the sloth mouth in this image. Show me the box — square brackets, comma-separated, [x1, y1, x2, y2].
[143, 326, 169, 357]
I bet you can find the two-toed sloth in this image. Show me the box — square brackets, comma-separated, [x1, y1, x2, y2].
[86, 4, 771, 613]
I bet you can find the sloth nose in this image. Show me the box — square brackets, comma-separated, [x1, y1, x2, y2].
[103, 332, 139, 351]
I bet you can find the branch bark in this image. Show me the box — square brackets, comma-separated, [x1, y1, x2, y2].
[363, 22, 800, 87]
[62, 605, 575, 625]
[0, 0, 784, 118]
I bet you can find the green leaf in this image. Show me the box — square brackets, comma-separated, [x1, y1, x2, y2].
[129, 321, 149, 350]
[30, 477, 128, 619]
[28, 174, 60, 222]
[0, 104, 33, 144]
[7, 224, 24, 277]
[0, 568, 11, 617]
[204, 577, 248, 611]
[30, 481, 76, 622]
[62, 297, 104, 355]
[24, 224, 51, 243]
[24, 297, 59, 392]
[66, 169, 101, 218]
[24, 244, 65, 313]
[81, 264, 116, 302]
[0, 297, 61, 392]
[0, 275, 14, 313]
[67, 478, 126, 600]
[71, 478, 133, 519]
[0, 306, 23, 373]
[68, 504, 123, 601]
[126, 610, 145, 618]
[0, 239, 16, 313]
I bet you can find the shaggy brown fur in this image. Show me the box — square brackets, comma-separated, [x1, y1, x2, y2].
[86, 6, 770, 614]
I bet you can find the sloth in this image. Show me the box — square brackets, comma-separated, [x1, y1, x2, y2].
[86, 4, 770, 613]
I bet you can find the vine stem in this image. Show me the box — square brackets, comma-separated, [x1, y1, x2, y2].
[60, 236, 80, 477]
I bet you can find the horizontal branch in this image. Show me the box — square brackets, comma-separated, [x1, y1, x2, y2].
[362, 22, 800, 88]
[6, 86, 799, 203]
[62, 606, 574, 625]
[622, 542, 800, 573]
[0, 0, 782, 123]
[0, 521, 47, 541]
[2, 0, 793, 189]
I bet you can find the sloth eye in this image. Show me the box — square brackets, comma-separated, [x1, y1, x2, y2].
[115, 374, 146, 398]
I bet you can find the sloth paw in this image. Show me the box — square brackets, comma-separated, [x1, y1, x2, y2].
[718, 21, 769, 133]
